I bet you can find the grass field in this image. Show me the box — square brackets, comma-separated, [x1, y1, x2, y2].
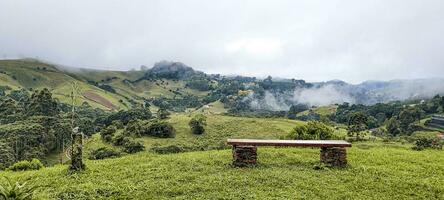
[79, 113, 307, 157]
[297, 105, 338, 117]
[1, 141, 443, 199]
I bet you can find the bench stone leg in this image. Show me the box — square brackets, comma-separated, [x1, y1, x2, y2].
[232, 145, 257, 167]
[320, 147, 347, 167]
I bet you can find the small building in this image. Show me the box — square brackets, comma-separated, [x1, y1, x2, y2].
[429, 115, 444, 130]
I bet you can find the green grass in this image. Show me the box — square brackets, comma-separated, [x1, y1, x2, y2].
[297, 105, 338, 117]
[1, 141, 443, 199]
[137, 113, 306, 151]
[0, 59, 130, 109]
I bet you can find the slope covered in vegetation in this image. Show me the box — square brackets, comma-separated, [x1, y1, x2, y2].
[1, 142, 443, 199]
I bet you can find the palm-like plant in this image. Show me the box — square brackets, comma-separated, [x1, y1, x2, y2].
[0, 177, 35, 200]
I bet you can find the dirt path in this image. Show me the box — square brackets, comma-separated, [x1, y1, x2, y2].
[83, 91, 117, 110]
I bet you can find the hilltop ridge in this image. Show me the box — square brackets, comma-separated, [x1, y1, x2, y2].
[1, 59, 444, 112]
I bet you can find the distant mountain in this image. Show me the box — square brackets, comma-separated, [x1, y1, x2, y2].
[143, 61, 204, 80]
[310, 78, 444, 105]
[1, 59, 443, 111]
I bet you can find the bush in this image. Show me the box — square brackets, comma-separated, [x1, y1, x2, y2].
[157, 108, 170, 120]
[189, 114, 207, 135]
[89, 147, 121, 160]
[123, 140, 145, 153]
[151, 145, 184, 154]
[100, 125, 117, 143]
[412, 137, 443, 151]
[112, 134, 131, 146]
[124, 120, 143, 136]
[144, 120, 176, 138]
[0, 177, 36, 200]
[7, 159, 43, 171]
[285, 121, 334, 140]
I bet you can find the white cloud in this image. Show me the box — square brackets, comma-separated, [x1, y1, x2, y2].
[0, 0, 443, 83]
[225, 38, 283, 56]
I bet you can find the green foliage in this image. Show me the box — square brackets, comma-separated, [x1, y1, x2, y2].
[386, 117, 401, 136]
[26, 88, 59, 116]
[398, 107, 423, 134]
[122, 140, 145, 154]
[0, 178, 36, 200]
[347, 112, 368, 140]
[189, 114, 207, 135]
[100, 125, 117, 143]
[411, 132, 443, 151]
[287, 104, 309, 119]
[7, 159, 43, 172]
[124, 120, 176, 138]
[0, 117, 70, 170]
[185, 78, 212, 91]
[104, 108, 152, 126]
[150, 145, 184, 154]
[88, 147, 121, 160]
[285, 121, 334, 140]
[157, 108, 170, 120]
[0, 143, 14, 170]
[123, 120, 143, 137]
[144, 120, 176, 138]
[111, 134, 131, 146]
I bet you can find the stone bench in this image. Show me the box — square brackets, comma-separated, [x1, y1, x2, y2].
[226, 139, 352, 167]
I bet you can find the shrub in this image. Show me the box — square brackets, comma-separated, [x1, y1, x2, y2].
[124, 120, 143, 136]
[89, 147, 121, 160]
[412, 137, 442, 151]
[112, 134, 131, 146]
[7, 159, 43, 171]
[0, 177, 36, 200]
[151, 145, 184, 154]
[285, 121, 334, 140]
[189, 114, 207, 135]
[157, 108, 170, 120]
[100, 125, 117, 143]
[123, 140, 145, 154]
[144, 120, 176, 138]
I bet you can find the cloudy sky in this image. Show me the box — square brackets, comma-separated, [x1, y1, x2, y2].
[1, 0, 443, 83]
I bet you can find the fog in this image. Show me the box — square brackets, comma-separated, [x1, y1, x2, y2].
[246, 78, 444, 110]
[1, 0, 444, 83]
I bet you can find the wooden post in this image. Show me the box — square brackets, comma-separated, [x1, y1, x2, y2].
[69, 127, 85, 171]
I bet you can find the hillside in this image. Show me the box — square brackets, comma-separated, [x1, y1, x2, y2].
[1, 142, 443, 199]
[0, 59, 210, 111]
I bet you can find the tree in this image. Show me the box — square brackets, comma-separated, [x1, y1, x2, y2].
[189, 114, 207, 135]
[398, 107, 423, 134]
[27, 88, 59, 116]
[386, 117, 401, 136]
[287, 104, 309, 119]
[100, 125, 117, 142]
[347, 112, 368, 140]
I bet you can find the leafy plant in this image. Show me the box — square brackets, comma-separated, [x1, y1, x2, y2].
[189, 114, 207, 135]
[89, 147, 121, 160]
[123, 140, 145, 154]
[285, 121, 334, 140]
[7, 159, 44, 172]
[0, 177, 36, 200]
[412, 137, 443, 151]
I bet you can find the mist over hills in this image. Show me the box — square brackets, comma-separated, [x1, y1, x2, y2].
[1, 59, 443, 111]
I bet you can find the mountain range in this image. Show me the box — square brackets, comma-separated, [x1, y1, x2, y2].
[1, 59, 443, 111]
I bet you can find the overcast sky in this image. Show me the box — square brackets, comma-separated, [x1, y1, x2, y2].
[1, 0, 443, 83]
